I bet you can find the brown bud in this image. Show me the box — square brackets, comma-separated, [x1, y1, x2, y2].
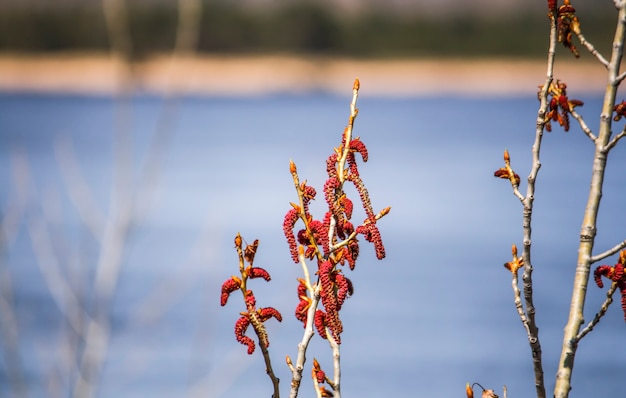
[378, 206, 391, 218]
[353, 78, 360, 91]
[290, 159, 297, 174]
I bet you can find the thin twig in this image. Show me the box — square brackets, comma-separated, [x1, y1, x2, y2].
[0, 153, 28, 397]
[327, 333, 341, 398]
[511, 7, 559, 397]
[575, 282, 618, 341]
[289, 282, 321, 398]
[55, 138, 105, 241]
[576, 32, 609, 67]
[590, 239, 626, 264]
[510, 272, 534, 344]
[500, 6, 562, 398]
[603, 129, 626, 153]
[569, 109, 597, 142]
[337, 79, 360, 183]
[259, 335, 281, 398]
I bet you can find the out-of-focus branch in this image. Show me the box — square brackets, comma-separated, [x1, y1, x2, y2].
[0, 151, 30, 397]
[55, 138, 105, 241]
[28, 214, 89, 336]
[102, 0, 133, 68]
[71, 0, 204, 395]
[133, 0, 202, 225]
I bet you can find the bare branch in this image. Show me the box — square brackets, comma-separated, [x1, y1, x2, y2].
[569, 109, 597, 142]
[575, 282, 618, 341]
[554, 3, 626, 397]
[0, 153, 28, 397]
[510, 272, 534, 348]
[503, 6, 563, 398]
[289, 282, 321, 398]
[590, 239, 626, 264]
[55, 138, 105, 240]
[603, 129, 626, 153]
[327, 334, 341, 398]
[258, 332, 281, 398]
[576, 31, 610, 67]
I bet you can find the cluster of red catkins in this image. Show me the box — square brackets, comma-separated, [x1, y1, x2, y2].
[594, 250, 626, 322]
[220, 235, 282, 354]
[283, 133, 387, 343]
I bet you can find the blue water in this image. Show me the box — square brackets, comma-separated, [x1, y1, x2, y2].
[0, 91, 625, 397]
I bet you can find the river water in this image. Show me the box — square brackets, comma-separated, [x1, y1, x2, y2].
[0, 91, 624, 397]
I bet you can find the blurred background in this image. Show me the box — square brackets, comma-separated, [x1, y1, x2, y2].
[1, 1, 626, 398]
[0, 0, 618, 58]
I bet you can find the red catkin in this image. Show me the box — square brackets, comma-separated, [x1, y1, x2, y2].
[283, 208, 300, 263]
[220, 277, 241, 306]
[234, 316, 255, 354]
[247, 266, 271, 281]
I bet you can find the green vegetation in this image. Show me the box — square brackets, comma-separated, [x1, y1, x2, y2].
[0, 2, 616, 59]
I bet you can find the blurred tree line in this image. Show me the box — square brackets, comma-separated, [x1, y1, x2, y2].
[0, 1, 615, 59]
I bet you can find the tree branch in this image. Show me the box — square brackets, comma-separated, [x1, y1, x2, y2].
[590, 239, 626, 264]
[554, 4, 626, 398]
[576, 31, 609, 67]
[575, 282, 618, 342]
[569, 109, 597, 142]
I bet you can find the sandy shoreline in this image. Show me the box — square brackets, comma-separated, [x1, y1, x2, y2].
[0, 53, 608, 97]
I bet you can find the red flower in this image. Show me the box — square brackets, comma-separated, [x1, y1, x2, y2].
[613, 100, 626, 121]
[234, 316, 255, 354]
[346, 172, 375, 220]
[356, 220, 386, 260]
[349, 138, 368, 162]
[339, 195, 353, 220]
[314, 310, 328, 339]
[556, 2, 580, 57]
[244, 290, 256, 309]
[594, 253, 626, 322]
[494, 168, 521, 185]
[258, 307, 283, 323]
[220, 277, 242, 306]
[326, 152, 338, 179]
[541, 80, 583, 132]
[246, 266, 271, 281]
[312, 358, 326, 383]
[318, 261, 344, 343]
[283, 207, 300, 263]
[335, 272, 353, 309]
[324, 176, 342, 218]
[295, 298, 311, 325]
